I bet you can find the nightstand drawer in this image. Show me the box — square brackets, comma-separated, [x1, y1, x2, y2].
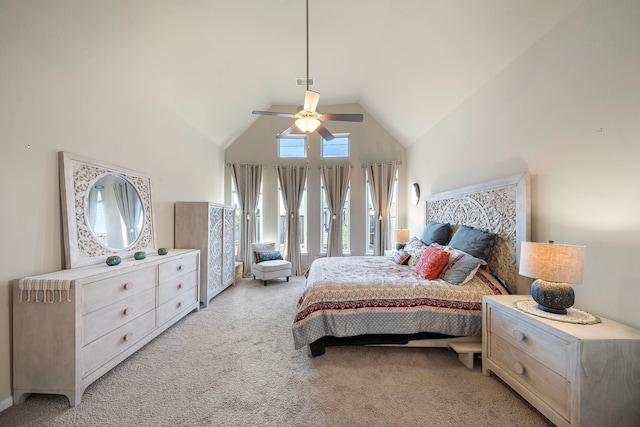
[487, 304, 570, 377]
[490, 333, 570, 420]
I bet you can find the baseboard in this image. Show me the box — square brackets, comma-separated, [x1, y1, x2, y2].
[0, 395, 13, 412]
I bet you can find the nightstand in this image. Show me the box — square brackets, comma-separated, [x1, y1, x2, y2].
[482, 295, 640, 427]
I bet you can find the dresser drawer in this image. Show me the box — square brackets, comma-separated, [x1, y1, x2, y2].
[158, 291, 196, 326]
[158, 270, 197, 305]
[82, 309, 156, 377]
[83, 287, 156, 346]
[158, 254, 198, 283]
[83, 267, 156, 315]
[487, 305, 570, 377]
[489, 333, 570, 421]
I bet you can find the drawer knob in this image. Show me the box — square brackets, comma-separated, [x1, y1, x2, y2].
[512, 361, 525, 375]
[178, 265, 184, 271]
[123, 282, 133, 291]
[123, 307, 131, 316]
[513, 330, 525, 342]
[177, 283, 183, 289]
[124, 333, 133, 342]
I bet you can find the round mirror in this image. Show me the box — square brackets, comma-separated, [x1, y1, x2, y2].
[85, 174, 144, 250]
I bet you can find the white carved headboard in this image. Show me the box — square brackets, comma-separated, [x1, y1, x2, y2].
[425, 173, 531, 294]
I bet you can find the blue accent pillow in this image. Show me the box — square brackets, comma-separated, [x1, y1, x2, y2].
[255, 250, 283, 263]
[420, 222, 451, 246]
[448, 225, 498, 261]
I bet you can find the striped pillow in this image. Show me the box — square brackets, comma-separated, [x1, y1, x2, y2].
[393, 249, 411, 265]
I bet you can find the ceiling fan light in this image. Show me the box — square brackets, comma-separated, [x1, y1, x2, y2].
[295, 117, 321, 133]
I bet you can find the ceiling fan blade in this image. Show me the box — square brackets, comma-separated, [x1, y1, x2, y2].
[316, 123, 334, 141]
[278, 125, 296, 138]
[303, 90, 320, 112]
[252, 110, 297, 118]
[317, 113, 364, 122]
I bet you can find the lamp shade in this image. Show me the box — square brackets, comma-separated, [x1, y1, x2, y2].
[295, 117, 321, 133]
[519, 241, 585, 284]
[394, 229, 410, 244]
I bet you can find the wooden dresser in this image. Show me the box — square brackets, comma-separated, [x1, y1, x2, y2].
[482, 295, 640, 427]
[12, 249, 199, 407]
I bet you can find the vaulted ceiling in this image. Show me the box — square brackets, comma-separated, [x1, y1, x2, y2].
[31, 0, 582, 148]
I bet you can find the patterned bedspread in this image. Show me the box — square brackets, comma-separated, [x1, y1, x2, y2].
[292, 256, 508, 349]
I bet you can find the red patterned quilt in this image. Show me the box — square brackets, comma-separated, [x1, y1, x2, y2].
[292, 256, 508, 349]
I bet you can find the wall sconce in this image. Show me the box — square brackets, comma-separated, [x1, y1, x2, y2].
[519, 241, 585, 314]
[411, 183, 420, 206]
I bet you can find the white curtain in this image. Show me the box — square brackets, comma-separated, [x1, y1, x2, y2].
[367, 161, 398, 255]
[276, 166, 307, 275]
[231, 164, 263, 275]
[112, 180, 142, 246]
[321, 165, 351, 257]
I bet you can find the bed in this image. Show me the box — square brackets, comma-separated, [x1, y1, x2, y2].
[292, 173, 530, 356]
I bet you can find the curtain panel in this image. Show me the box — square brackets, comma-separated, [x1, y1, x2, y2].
[321, 165, 351, 257]
[276, 166, 307, 275]
[366, 161, 398, 255]
[231, 164, 263, 275]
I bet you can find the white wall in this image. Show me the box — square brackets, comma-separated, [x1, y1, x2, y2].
[406, 0, 640, 330]
[0, 3, 225, 410]
[225, 104, 406, 266]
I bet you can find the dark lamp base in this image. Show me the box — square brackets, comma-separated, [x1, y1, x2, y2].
[530, 279, 574, 315]
[535, 304, 568, 315]
[395, 243, 406, 250]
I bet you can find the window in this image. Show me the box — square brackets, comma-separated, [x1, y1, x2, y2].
[321, 182, 350, 253]
[365, 169, 398, 254]
[322, 134, 349, 157]
[278, 184, 307, 253]
[278, 134, 307, 158]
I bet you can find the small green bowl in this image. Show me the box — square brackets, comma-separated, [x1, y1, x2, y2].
[158, 248, 169, 256]
[134, 251, 147, 260]
[106, 255, 122, 266]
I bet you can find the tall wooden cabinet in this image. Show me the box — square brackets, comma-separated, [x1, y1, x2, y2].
[175, 202, 236, 307]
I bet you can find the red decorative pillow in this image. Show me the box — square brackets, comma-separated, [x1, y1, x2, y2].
[414, 245, 450, 280]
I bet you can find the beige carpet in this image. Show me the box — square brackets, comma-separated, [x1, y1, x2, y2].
[0, 276, 553, 427]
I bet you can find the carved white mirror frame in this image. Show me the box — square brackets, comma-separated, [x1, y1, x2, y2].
[59, 151, 156, 268]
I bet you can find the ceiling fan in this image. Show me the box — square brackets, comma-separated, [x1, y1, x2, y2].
[251, 0, 363, 141]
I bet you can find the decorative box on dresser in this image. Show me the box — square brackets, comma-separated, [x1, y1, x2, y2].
[175, 202, 236, 307]
[13, 249, 200, 407]
[482, 295, 640, 427]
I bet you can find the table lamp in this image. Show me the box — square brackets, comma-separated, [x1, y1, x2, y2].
[394, 229, 410, 250]
[519, 241, 585, 314]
